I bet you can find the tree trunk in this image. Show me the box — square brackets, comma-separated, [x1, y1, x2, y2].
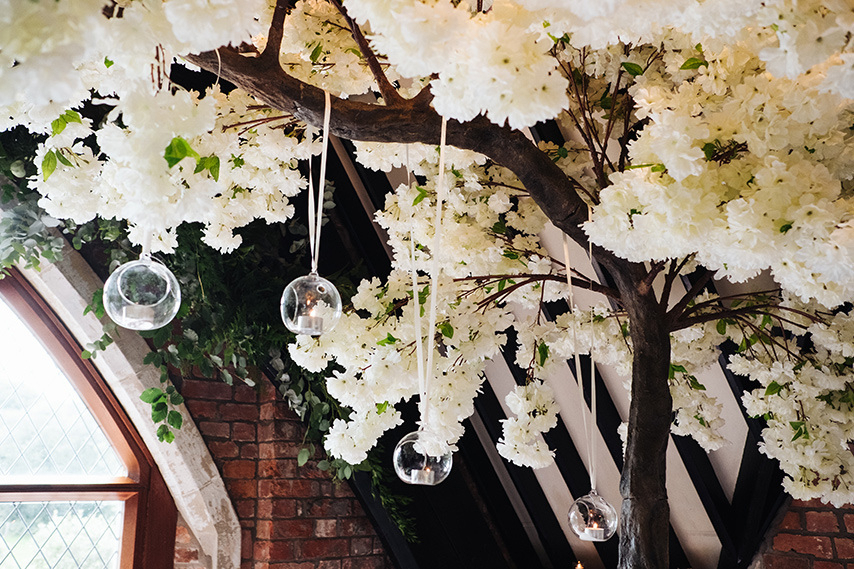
[614, 281, 673, 569]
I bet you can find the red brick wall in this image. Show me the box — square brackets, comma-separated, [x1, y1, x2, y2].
[763, 499, 854, 569]
[177, 375, 394, 569]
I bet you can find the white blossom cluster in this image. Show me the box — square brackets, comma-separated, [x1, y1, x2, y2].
[4, 0, 854, 502]
[31, 87, 313, 253]
[737, 305, 854, 506]
[497, 381, 560, 468]
[585, 37, 854, 307]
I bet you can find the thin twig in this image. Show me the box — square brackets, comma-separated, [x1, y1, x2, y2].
[332, 0, 404, 104]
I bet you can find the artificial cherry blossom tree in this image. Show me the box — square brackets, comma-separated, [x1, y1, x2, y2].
[4, 0, 854, 567]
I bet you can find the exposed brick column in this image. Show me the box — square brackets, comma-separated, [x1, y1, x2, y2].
[763, 499, 854, 569]
[180, 376, 393, 569]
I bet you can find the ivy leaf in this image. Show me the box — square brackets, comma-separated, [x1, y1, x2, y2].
[765, 381, 783, 396]
[164, 137, 200, 168]
[140, 387, 164, 403]
[167, 410, 183, 429]
[621, 62, 644, 76]
[297, 447, 311, 466]
[42, 150, 57, 181]
[439, 322, 454, 339]
[537, 341, 549, 367]
[680, 57, 708, 70]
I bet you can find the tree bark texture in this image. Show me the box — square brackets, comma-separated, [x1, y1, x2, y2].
[186, 38, 675, 569]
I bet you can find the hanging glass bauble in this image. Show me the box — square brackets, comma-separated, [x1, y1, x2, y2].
[393, 430, 453, 486]
[103, 257, 181, 330]
[280, 272, 342, 336]
[568, 490, 618, 541]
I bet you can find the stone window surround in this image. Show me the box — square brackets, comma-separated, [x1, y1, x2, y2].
[16, 244, 240, 569]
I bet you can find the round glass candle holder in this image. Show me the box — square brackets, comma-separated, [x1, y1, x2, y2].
[280, 272, 342, 336]
[568, 490, 618, 542]
[393, 430, 453, 486]
[103, 257, 181, 330]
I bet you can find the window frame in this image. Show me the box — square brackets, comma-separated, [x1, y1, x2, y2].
[0, 268, 177, 569]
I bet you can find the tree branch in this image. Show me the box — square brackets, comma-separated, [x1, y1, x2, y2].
[331, 0, 404, 105]
[185, 46, 603, 256]
[261, 0, 292, 65]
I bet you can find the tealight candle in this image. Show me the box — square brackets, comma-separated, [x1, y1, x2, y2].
[295, 313, 324, 335]
[410, 468, 436, 485]
[582, 522, 606, 541]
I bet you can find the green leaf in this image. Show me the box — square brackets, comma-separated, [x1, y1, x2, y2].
[170, 392, 184, 405]
[297, 447, 311, 466]
[439, 322, 454, 339]
[502, 250, 520, 260]
[51, 117, 67, 136]
[650, 164, 666, 173]
[702, 142, 718, 161]
[140, 387, 164, 403]
[104, 56, 114, 68]
[491, 220, 507, 234]
[621, 62, 644, 77]
[779, 221, 794, 233]
[537, 341, 549, 367]
[310, 42, 324, 63]
[716, 319, 727, 335]
[765, 381, 783, 396]
[81, 350, 93, 359]
[42, 151, 57, 181]
[163, 137, 200, 168]
[156, 424, 174, 443]
[688, 376, 706, 391]
[167, 410, 183, 429]
[680, 57, 709, 70]
[376, 401, 389, 414]
[412, 185, 429, 206]
[56, 151, 73, 167]
[377, 333, 398, 347]
[63, 110, 82, 124]
[151, 403, 168, 423]
[194, 155, 220, 181]
[317, 459, 331, 471]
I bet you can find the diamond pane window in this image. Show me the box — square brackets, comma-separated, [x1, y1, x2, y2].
[0, 269, 177, 569]
[0, 501, 123, 569]
[0, 297, 125, 481]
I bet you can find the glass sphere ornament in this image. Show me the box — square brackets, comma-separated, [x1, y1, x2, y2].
[393, 430, 453, 486]
[568, 490, 618, 542]
[103, 256, 181, 330]
[280, 272, 342, 336]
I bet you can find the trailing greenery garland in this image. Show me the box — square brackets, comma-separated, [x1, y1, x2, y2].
[0, 130, 417, 541]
